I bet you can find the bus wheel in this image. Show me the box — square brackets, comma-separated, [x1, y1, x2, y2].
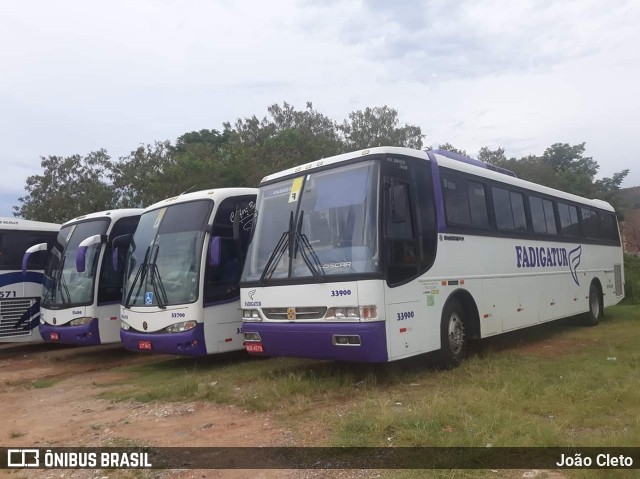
[438, 298, 467, 369]
[582, 282, 602, 327]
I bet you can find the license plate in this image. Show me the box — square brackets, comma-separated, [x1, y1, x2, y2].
[50, 332, 59, 341]
[245, 342, 264, 353]
[138, 340, 152, 350]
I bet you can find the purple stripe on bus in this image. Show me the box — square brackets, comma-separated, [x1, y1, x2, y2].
[426, 151, 447, 234]
[39, 318, 101, 345]
[120, 322, 208, 356]
[242, 321, 388, 362]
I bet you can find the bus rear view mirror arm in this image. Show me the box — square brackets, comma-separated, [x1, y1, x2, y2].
[111, 234, 133, 271]
[22, 242, 49, 275]
[209, 236, 222, 267]
[76, 234, 107, 273]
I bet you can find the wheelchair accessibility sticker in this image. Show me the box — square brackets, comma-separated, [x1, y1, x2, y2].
[145, 292, 153, 305]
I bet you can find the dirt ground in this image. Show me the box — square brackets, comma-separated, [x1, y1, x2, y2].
[0, 340, 566, 479]
[0, 342, 337, 479]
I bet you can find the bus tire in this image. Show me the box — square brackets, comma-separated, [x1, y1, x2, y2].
[582, 282, 602, 327]
[437, 298, 467, 369]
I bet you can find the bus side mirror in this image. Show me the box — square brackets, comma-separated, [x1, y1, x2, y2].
[392, 184, 409, 223]
[22, 243, 48, 275]
[76, 234, 106, 273]
[209, 236, 222, 267]
[111, 234, 132, 271]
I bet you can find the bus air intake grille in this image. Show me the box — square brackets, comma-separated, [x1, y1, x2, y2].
[262, 307, 328, 320]
[0, 298, 36, 338]
[614, 264, 623, 297]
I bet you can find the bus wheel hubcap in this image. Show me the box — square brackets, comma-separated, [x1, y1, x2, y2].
[448, 313, 464, 354]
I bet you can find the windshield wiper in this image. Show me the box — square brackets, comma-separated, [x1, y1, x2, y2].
[124, 246, 151, 308]
[293, 211, 325, 280]
[148, 245, 168, 309]
[54, 257, 72, 305]
[260, 211, 293, 284]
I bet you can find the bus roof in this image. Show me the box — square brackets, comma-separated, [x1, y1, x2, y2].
[260, 146, 615, 213]
[0, 217, 60, 231]
[63, 208, 144, 227]
[141, 188, 258, 214]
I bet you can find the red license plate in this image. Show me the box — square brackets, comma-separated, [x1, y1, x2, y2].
[245, 342, 264, 353]
[50, 332, 59, 341]
[138, 340, 152, 350]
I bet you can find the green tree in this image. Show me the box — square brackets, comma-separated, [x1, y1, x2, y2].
[14, 150, 116, 223]
[436, 143, 468, 156]
[477, 146, 507, 164]
[340, 106, 423, 150]
[111, 141, 175, 208]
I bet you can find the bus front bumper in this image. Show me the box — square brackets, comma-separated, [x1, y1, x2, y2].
[120, 323, 207, 356]
[242, 321, 388, 362]
[39, 318, 101, 345]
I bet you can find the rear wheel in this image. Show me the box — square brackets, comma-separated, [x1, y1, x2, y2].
[437, 298, 467, 369]
[582, 282, 602, 326]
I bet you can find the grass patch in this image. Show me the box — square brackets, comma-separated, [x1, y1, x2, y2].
[100, 305, 640, 458]
[27, 378, 58, 389]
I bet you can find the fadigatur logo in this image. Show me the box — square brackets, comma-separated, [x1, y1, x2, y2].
[515, 244, 583, 286]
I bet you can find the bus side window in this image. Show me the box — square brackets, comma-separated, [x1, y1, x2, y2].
[385, 178, 418, 286]
[204, 196, 255, 304]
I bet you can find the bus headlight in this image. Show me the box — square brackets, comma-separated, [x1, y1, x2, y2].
[326, 307, 359, 320]
[69, 317, 93, 326]
[242, 309, 261, 320]
[325, 306, 377, 321]
[121, 320, 131, 331]
[165, 321, 197, 333]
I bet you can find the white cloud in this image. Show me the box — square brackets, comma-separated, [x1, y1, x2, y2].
[1, 0, 639, 216]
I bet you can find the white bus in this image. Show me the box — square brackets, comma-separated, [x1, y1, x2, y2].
[240, 147, 624, 367]
[0, 217, 59, 342]
[24, 209, 142, 345]
[119, 188, 257, 356]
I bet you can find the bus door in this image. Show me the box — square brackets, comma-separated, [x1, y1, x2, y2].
[382, 157, 434, 359]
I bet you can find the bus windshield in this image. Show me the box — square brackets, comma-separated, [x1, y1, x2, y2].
[242, 160, 380, 283]
[123, 199, 213, 308]
[42, 219, 109, 307]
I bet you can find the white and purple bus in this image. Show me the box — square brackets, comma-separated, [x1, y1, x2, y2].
[240, 147, 624, 367]
[0, 217, 59, 342]
[26, 209, 142, 345]
[119, 188, 256, 356]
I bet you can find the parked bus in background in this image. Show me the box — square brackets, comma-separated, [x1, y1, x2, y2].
[23, 209, 142, 345]
[240, 147, 624, 367]
[0, 217, 59, 342]
[119, 188, 257, 356]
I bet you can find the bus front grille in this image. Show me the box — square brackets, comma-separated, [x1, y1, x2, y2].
[262, 307, 327, 320]
[614, 264, 623, 297]
[0, 298, 37, 338]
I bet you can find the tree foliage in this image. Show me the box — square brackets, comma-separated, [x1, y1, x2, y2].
[14, 150, 115, 223]
[14, 102, 630, 223]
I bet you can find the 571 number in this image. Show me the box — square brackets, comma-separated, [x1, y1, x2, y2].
[0, 291, 16, 299]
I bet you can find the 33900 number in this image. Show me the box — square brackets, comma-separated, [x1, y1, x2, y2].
[330, 289, 352, 297]
[397, 311, 415, 320]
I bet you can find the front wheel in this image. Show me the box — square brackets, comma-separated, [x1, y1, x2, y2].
[437, 298, 467, 369]
[582, 282, 602, 326]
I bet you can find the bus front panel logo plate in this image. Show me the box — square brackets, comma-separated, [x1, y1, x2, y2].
[287, 308, 296, 320]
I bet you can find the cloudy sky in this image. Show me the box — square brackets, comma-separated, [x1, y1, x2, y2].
[1, 0, 639, 218]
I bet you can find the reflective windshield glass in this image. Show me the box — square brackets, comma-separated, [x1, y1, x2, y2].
[42, 220, 109, 307]
[242, 160, 380, 282]
[124, 200, 213, 307]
